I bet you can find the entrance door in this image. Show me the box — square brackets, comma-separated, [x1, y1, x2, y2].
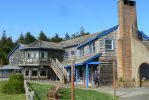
[140, 63, 149, 87]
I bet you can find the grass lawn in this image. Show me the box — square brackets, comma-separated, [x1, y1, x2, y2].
[0, 81, 25, 100]
[29, 83, 117, 100]
[29, 82, 54, 100]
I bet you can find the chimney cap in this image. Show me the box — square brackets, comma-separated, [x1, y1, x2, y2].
[118, 0, 136, 6]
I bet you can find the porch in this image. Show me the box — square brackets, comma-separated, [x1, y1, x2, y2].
[63, 53, 102, 88]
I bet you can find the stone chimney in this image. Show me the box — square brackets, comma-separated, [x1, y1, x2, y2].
[117, 0, 138, 86]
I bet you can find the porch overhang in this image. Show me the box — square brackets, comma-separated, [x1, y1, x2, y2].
[64, 53, 102, 68]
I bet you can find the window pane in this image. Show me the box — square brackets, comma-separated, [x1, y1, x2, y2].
[32, 71, 37, 76]
[40, 71, 46, 76]
[64, 52, 69, 58]
[71, 51, 75, 55]
[105, 39, 113, 50]
[105, 45, 112, 49]
[25, 70, 29, 76]
[105, 40, 112, 44]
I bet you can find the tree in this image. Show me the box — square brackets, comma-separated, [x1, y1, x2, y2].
[79, 27, 85, 36]
[0, 31, 14, 65]
[49, 33, 63, 43]
[24, 32, 36, 44]
[38, 30, 48, 41]
[71, 32, 79, 39]
[17, 33, 25, 44]
[0, 30, 7, 47]
[64, 32, 70, 40]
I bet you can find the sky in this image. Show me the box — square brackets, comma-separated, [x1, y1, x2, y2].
[0, 0, 148, 41]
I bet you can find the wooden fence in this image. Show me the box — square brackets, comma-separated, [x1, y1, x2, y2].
[24, 80, 35, 100]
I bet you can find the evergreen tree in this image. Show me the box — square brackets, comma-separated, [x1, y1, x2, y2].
[24, 32, 36, 44]
[38, 30, 48, 41]
[7, 37, 14, 48]
[1, 30, 7, 47]
[0, 31, 14, 65]
[49, 33, 63, 43]
[65, 32, 70, 40]
[18, 33, 25, 44]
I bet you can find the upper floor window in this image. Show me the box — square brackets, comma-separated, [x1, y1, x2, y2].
[105, 39, 114, 50]
[79, 47, 84, 56]
[71, 51, 75, 55]
[27, 53, 31, 59]
[10, 57, 15, 62]
[89, 42, 95, 53]
[41, 52, 44, 59]
[33, 52, 36, 59]
[64, 52, 69, 59]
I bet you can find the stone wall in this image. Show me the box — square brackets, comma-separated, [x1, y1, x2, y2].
[131, 37, 149, 87]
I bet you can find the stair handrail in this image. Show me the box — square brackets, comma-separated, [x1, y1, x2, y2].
[51, 59, 64, 82]
[55, 59, 69, 77]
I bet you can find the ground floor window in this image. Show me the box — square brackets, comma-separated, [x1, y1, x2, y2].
[31, 68, 38, 76]
[40, 68, 47, 76]
[25, 70, 29, 76]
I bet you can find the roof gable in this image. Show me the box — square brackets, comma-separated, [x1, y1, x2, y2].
[7, 44, 26, 58]
[77, 25, 118, 49]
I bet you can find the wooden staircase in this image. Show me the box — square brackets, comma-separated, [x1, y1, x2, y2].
[100, 62, 114, 85]
[51, 59, 69, 83]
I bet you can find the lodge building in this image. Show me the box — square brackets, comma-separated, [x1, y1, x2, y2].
[0, 0, 149, 88]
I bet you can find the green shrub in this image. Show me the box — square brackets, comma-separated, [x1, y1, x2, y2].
[2, 74, 25, 94]
[9, 73, 24, 82]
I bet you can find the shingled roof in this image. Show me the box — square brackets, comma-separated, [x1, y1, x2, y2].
[61, 53, 102, 67]
[23, 40, 64, 50]
[60, 33, 100, 48]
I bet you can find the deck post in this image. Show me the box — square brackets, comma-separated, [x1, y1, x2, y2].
[86, 64, 89, 89]
[75, 67, 78, 85]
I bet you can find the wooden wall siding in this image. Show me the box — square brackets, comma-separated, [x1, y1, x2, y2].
[9, 47, 24, 66]
[77, 31, 118, 60]
[64, 46, 78, 59]
[98, 31, 118, 59]
[143, 41, 149, 47]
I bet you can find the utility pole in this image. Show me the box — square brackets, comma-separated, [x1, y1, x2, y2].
[113, 60, 116, 96]
[71, 59, 75, 100]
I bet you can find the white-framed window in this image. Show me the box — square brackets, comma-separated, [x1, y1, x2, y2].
[9, 57, 15, 63]
[41, 52, 44, 59]
[71, 51, 75, 55]
[33, 52, 36, 59]
[105, 39, 114, 50]
[31, 68, 38, 76]
[79, 47, 84, 56]
[27, 52, 31, 59]
[40, 52, 48, 59]
[64, 52, 69, 59]
[40, 68, 47, 76]
[25, 70, 29, 76]
[88, 42, 95, 53]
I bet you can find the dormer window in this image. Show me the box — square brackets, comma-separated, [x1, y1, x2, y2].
[105, 39, 114, 50]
